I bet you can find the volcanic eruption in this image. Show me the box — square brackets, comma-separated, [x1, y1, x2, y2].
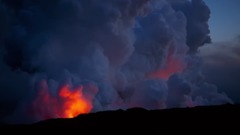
[31, 80, 97, 120]
[0, 0, 232, 123]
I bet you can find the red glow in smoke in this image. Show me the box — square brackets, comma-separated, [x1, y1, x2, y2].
[32, 80, 96, 120]
[149, 56, 185, 79]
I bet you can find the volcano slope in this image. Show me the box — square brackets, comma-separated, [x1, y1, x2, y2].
[1, 104, 239, 133]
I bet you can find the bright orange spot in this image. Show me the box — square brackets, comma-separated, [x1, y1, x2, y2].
[59, 84, 92, 118]
[31, 80, 95, 120]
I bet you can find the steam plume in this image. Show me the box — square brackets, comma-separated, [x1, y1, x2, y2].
[0, 0, 232, 123]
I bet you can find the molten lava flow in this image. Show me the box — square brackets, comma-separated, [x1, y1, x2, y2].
[149, 56, 185, 79]
[32, 80, 95, 120]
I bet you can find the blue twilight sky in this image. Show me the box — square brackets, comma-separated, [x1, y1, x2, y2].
[204, 0, 240, 42]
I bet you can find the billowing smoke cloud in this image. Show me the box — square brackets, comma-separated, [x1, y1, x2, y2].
[170, 0, 211, 53]
[0, 0, 232, 123]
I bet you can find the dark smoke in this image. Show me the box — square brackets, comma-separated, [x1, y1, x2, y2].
[0, 0, 232, 123]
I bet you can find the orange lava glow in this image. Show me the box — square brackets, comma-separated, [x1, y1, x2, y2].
[32, 80, 94, 120]
[59, 84, 92, 118]
[149, 56, 185, 80]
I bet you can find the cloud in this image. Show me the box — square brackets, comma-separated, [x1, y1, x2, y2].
[200, 37, 240, 66]
[199, 37, 240, 103]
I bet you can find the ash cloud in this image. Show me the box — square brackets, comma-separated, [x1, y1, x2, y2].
[0, 0, 232, 123]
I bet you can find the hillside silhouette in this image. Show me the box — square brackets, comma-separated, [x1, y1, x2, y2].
[1, 104, 239, 133]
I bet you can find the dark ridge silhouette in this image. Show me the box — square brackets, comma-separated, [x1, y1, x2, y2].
[0, 104, 239, 133]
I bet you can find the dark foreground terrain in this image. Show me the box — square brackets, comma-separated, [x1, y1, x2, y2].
[0, 104, 239, 133]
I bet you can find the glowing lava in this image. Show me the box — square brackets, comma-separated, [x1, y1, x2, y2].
[32, 80, 94, 120]
[59, 84, 92, 118]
